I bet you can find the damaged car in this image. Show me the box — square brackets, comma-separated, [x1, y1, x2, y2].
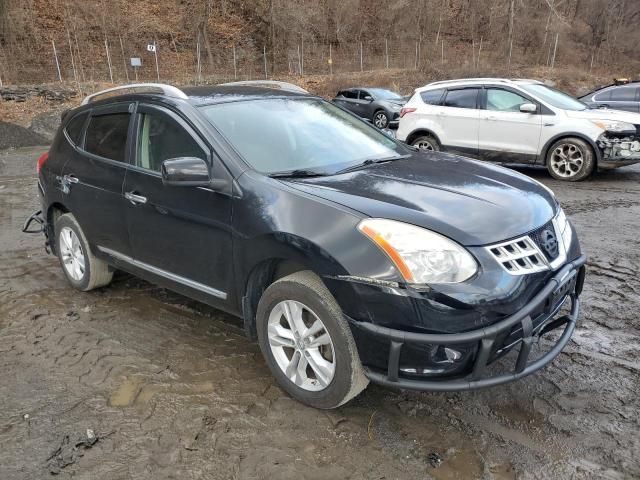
[397, 78, 640, 181]
[25, 82, 586, 409]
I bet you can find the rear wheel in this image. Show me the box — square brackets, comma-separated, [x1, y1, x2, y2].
[55, 213, 113, 291]
[546, 137, 595, 181]
[412, 134, 440, 152]
[256, 271, 368, 409]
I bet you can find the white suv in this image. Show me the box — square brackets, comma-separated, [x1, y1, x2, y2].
[397, 78, 640, 181]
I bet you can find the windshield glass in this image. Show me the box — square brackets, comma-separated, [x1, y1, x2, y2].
[369, 88, 403, 100]
[520, 84, 587, 111]
[201, 98, 406, 174]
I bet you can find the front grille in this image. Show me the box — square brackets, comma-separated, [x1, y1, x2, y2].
[528, 221, 559, 261]
[487, 236, 549, 275]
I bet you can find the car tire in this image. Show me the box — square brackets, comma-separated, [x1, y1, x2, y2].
[373, 110, 389, 129]
[412, 134, 440, 152]
[546, 137, 595, 181]
[256, 270, 369, 409]
[54, 213, 113, 291]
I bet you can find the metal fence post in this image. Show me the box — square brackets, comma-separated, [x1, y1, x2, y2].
[154, 40, 160, 81]
[360, 42, 363, 72]
[263, 45, 267, 79]
[119, 35, 129, 82]
[233, 45, 237, 79]
[385, 38, 389, 68]
[105, 38, 114, 83]
[52, 40, 62, 82]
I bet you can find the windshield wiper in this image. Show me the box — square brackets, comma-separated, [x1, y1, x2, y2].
[268, 169, 329, 178]
[335, 155, 409, 174]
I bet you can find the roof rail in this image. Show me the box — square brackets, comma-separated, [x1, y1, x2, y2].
[219, 80, 309, 94]
[81, 83, 188, 105]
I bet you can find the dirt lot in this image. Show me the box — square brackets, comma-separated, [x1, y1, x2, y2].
[1, 146, 639, 480]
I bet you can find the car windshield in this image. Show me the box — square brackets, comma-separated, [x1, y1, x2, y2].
[201, 98, 407, 174]
[520, 84, 588, 111]
[369, 88, 403, 100]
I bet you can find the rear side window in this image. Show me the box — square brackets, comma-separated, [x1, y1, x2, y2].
[85, 113, 130, 162]
[65, 112, 88, 146]
[443, 89, 479, 109]
[610, 87, 636, 101]
[420, 88, 444, 105]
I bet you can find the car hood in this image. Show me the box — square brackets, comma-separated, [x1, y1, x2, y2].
[565, 108, 640, 124]
[285, 152, 557, 246]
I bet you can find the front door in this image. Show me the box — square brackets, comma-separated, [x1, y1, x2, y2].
[121, 104, 234, 305]
[439, 87, 480, 157]
[61, 103, 133, 255]
[478, 87, 543, 163]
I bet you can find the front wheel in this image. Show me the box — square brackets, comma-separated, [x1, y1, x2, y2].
[256, 271, 368, 409]
[546, 138, 595, 181]
[373, 110, 389, 129]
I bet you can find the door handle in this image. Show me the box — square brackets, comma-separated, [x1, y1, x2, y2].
[125, 191, 147, 205]
[486, 115, 498, 121]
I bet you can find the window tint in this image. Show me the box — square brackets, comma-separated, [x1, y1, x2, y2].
[136, 112, 205, 172]
[610, 87, 636, 101]
[486, 89, 530, 112]
[65, 112, 88, 146]
[443, 89, 478, 109]
[594, 90, 611, 101]
[420, 89, 444, 105]
[340, 90, 358, 100]
[85, 113, 130, 162]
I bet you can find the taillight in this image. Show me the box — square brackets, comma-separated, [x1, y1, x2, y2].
[36, 152, 49, 174]
[400, 107, 417, 118]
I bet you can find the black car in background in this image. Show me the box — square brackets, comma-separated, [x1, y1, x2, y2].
[25, 82, 585, 409]
[332, 87, 406, 128]
[579, 80, 640, 112]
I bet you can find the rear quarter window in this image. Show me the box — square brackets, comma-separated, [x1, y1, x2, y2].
[85, 113, 131, 162]
[64, 112, 88, 146]
[420, 88, 445, 105]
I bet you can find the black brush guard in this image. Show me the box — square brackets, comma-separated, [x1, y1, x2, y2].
[355, 255, 586, 392]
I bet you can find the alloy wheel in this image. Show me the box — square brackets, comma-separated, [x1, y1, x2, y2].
[415, 139, 435, 151]
[267, 300, 336, 391]
[59, 227, 86, 281]
[374, 112, 388, 128]
[550, 143, 584, 178]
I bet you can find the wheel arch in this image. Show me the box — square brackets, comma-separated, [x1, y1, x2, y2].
[46, 202, 70, 254]
[405, 128, 441, 146]
[539, 132, 602, 166]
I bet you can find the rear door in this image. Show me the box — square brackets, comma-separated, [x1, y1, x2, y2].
[478, 87, 543, 163]
[60, 102, 133, 255]
[439, 87, 480, 156]
[122, 103, 233, 305]
[608, 86, 639, 112]
[334, 89, 360, 116]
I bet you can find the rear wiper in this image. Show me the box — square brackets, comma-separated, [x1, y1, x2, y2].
[335, 155, 409, 174]
[268, 169, 329, 178]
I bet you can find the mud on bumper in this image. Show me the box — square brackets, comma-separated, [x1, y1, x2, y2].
[349, 255, 587, 392]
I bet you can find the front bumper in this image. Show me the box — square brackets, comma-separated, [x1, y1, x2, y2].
[348, 255, 586, 391]
[597, 133, 640, 169]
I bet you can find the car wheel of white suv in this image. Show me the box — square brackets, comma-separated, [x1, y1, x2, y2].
[546, 137, 595, 182]
[412, 134, 440, 152]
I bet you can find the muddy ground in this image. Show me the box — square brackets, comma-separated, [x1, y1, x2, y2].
[0, 146, 638, 480]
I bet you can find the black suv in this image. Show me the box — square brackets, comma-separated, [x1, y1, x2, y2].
[26, 83, 586, 409]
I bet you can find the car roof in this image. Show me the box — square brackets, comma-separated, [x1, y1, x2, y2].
[416, 78, 543, 92]
[80, 82, 313, 108]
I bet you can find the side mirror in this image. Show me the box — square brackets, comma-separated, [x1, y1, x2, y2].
[520, 103, 537, 113]
[363, 95, 373, 102]
[161, 157, 212, 187]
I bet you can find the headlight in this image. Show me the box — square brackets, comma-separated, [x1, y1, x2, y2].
[555, 208, 572, 249]
[590, 119, 636, 133]
[358, 218, 477, 284]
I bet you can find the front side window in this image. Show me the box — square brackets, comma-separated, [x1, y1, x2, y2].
[486, 89, 530, 112]
[610, 87, 636, 101]
[201, 98, 406, 174]
[65, 112, 88, 146]
[443, 89, 479, 109]
[85, 113, 130, 162]
[339, 90, 358, 99]
[136, 112, 206, 172]
[594, 90, 611, 102]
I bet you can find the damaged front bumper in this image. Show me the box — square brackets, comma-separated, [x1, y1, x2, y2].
[597, 133, 640, 169]
[348, 255, 586, 392]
